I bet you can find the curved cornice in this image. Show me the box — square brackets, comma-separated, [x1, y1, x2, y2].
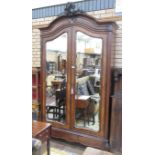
[40, 14, 118, 38]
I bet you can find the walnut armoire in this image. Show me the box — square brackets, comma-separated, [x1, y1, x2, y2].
[39, 5, 120, 151]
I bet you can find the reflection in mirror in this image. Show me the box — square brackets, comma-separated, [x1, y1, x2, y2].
[75, 32, 102, 131]
[46, 33, 67, 124]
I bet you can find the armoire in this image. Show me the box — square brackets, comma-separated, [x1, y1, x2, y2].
[38, 5, 121, 151]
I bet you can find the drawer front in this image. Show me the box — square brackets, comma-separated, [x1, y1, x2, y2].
[36, 128, 50, 142]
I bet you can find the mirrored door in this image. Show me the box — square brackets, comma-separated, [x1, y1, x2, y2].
[45, 33, 68, 124]
[74, 31, 102, 132]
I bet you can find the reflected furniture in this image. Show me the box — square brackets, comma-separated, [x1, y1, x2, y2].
[39, 7, 117, 150]
[46, 61, 56, 74]
[51, 79, 64, 90]
[75, 95, 90, 127]
[76, 76, 100, 125]
[32, 121, 51, 155]
[46, 88, 66, 121]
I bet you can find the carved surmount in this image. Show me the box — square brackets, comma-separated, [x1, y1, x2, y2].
[61, 2, 84, 17]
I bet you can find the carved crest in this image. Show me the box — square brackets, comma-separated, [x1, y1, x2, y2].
[61, 2, 84, 17]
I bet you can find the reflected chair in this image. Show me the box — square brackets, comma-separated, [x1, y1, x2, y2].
[87, 96, 100, 125]
[46, 79, 66, 121]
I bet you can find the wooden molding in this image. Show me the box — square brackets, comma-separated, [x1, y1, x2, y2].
[32, 15, 122, 29]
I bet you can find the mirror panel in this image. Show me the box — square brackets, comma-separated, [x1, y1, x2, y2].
[75, 32, 102, 131]
[46, 33, 67, 124]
